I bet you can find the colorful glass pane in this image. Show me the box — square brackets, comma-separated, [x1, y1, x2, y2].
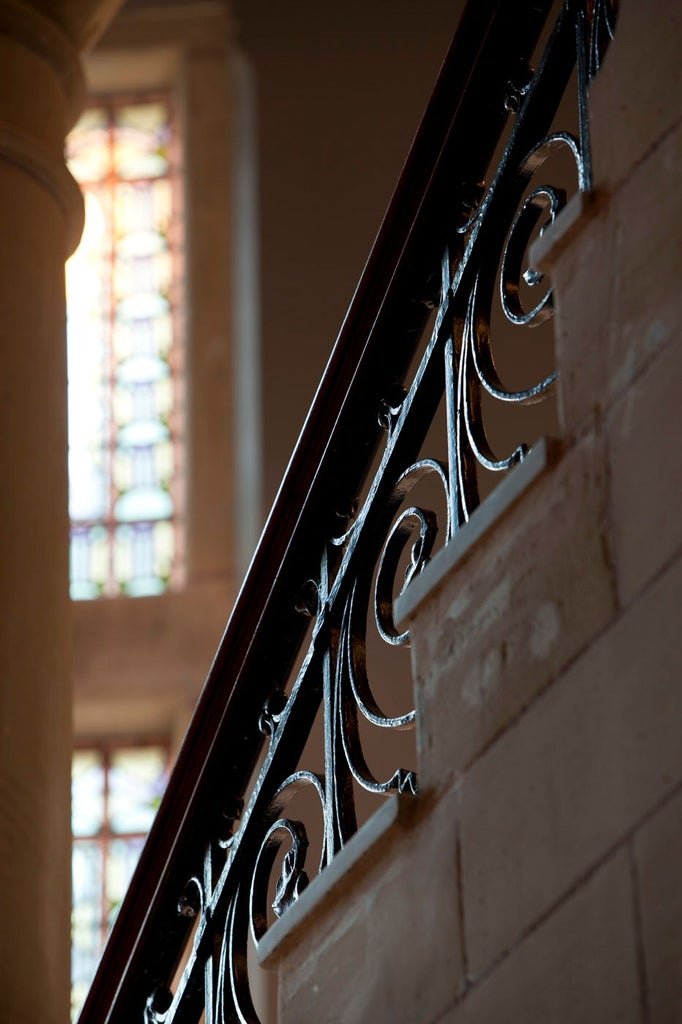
[71, 841, 104, 1018]
[109, 746, 167, 833]
[71, 743, 169, 1020]
[72, 750, 105, 836]
[67, 108, 109, 183]
[70, 525, 109, 600]
[106, 837, 146, 927]
[66, 97, 182, 600]
[114, 103, 170, 180]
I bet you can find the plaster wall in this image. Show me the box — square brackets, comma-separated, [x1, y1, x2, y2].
[232, 0, 464, 511]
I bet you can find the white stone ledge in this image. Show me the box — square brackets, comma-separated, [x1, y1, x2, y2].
[257, 792, 417, 968]
[394, 437, 560, 625]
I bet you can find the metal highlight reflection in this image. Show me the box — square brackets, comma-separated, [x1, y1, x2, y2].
[78, 3, 617, 1021]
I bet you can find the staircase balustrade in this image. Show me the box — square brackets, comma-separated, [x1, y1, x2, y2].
[77, 1, 615, 1019]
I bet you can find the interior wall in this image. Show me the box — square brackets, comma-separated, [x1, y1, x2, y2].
[232, 0, 464, 512]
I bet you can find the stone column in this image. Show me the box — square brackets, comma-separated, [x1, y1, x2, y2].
[0, 2, 115, 1020]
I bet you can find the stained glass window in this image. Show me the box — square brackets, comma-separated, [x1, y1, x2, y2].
[71, 742, 170, 1019]
[66, 98, 183, 599]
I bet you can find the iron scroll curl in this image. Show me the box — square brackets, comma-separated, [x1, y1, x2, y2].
[110, 4, 622, 1022]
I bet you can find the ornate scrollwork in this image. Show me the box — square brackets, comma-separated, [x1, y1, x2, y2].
[177, 876, 204, 920]
[378, 382, 409, 434]
[295, 578, 320, 619]
[588, 0, 617, 77]
[500, 133, 580, 325]
[250, 773, 325, 942]
[374, 460, 448, 645]
[316, 462, 449, 824]
[375, 505, 437, 646]
[258, 690, 289, 738]
[217, 796, 244, 850]
[145, 987, 173, 1024]
[132, 6, 618, 1023]
[211, 774, 326, 1024]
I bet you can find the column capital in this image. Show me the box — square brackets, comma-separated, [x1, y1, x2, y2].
[0, 0, 85, 121]
[0, 121, 84, 254]
[0, 0, 125, 255]
[26, 0, 128, 54]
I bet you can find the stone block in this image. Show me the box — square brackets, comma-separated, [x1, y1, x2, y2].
[634, 788, 682, 1024]
[548, 195, 614, 436]
[459, 553, 682, 976]
[409, 434, 615, 789]
[590, 0, 682, 192]
[605, 121, 682, 408]
[442, 850, 640, 1024]
[549, 120, 682, 436]
[276, 786, 463, 1024]
[607, 328, 682, 607]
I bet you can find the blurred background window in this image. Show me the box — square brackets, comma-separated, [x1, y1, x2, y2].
[66, 96, 184, 600]
[71, 741, 170, 1018]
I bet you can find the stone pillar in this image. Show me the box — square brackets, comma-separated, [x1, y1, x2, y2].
[0, 2, 115, 1020]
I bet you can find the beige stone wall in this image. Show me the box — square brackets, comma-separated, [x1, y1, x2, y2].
[264, 0, 682, 1020]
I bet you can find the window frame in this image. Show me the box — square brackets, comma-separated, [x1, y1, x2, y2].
[66, 90, 186, 600]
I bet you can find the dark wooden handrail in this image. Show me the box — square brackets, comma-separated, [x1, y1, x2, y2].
[77, 1, 614, 1019]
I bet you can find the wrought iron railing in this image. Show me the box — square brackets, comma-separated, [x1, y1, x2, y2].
[78, 1, 615, 1020]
